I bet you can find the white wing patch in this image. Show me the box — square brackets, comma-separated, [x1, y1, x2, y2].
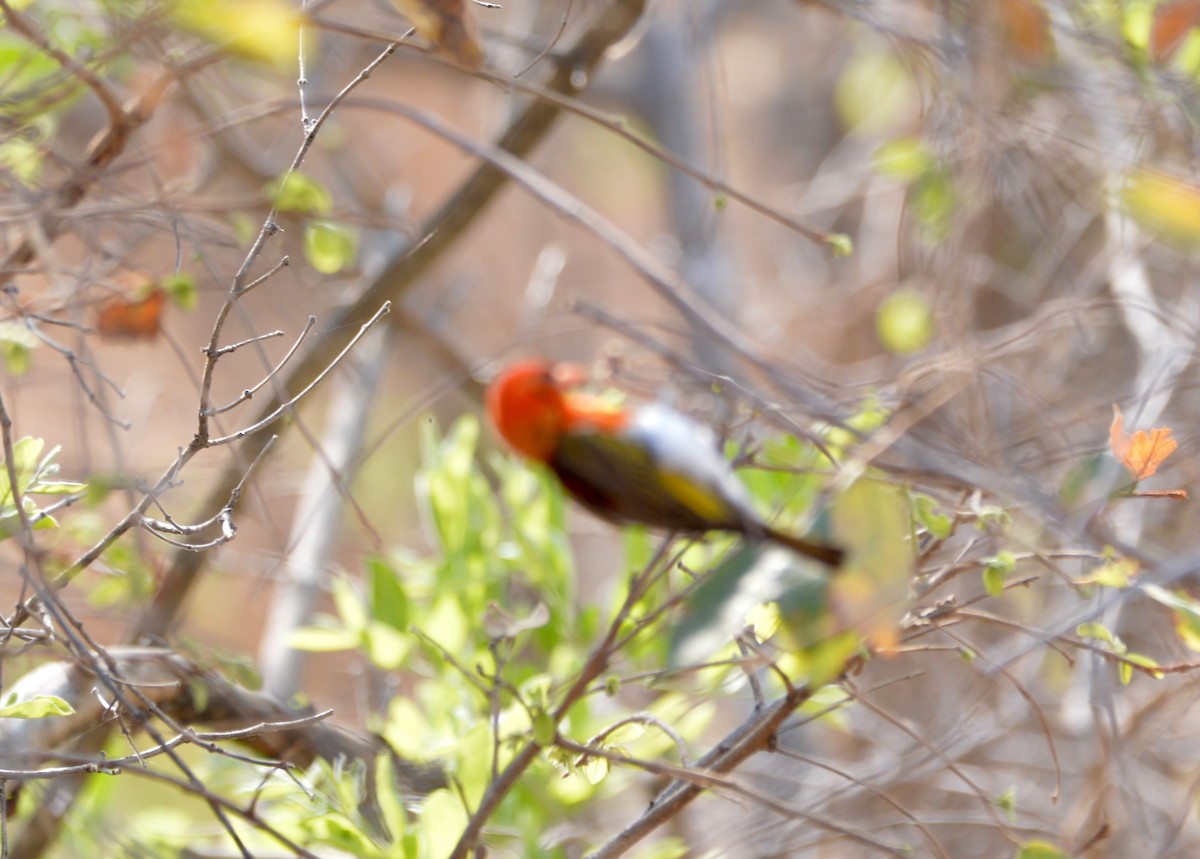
[627, 403, 754, 523]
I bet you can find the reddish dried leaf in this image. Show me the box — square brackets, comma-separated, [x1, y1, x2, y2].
[96, 288, 166, 340]
[1152, 0, 1200, 61]
[1110, 404, 1179, 481]
[999, 0, 1054, 64]
[391, 0, 483, 67]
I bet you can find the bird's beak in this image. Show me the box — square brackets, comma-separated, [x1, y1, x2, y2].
[550, 363, 589, 389]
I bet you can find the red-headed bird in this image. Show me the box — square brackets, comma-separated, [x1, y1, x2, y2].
[486, 359, 843, 566]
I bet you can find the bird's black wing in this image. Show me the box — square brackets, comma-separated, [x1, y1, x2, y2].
[550, 430, 743, 532]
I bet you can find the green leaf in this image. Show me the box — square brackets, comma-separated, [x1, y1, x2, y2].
[1083, 557, 1138, 588]
[874, 137, 932, 181]
[367, 556, 409, 631]
[364, 621, 411, 670]
[913, 493, 953, 540]
[531, 708, 557, 746]
[1015, 841, 1069, 859]
[826, 233, 854, 256]
[0, 694, 74, 719]
[1075, 622, 1114, 645]
[982, 565, 1006, 598]
[995, 786, 1017, 823]
[11, 436, 44, 485]
[331, 576, 367, 633]
[982, 551, 1016, 598]
[579, 752, 609, 785]
[304, 220, 358, 274]
[374, 753, 408, 845]
[1124, 652, 1163, 681]
[417, 596, 467, 656]
[268, 171, 332, 215]
[160, 272, 197, 311]
[0, 327, 33, 374]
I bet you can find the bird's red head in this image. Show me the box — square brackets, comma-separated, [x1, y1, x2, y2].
[486, 360, 577, 461]
[486, 359, 626, 461]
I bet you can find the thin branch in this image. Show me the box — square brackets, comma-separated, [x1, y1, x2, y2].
[206, 302, 390, 446]
[204, 317, 316, 416]
[233, 255, 290, 298]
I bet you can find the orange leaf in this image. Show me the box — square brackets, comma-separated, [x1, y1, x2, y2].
[999, 0, 1054, 64]
[1110, 404, 1179, 481]
[96, 288, 166, 340]
[1152, 0, 1200, 61]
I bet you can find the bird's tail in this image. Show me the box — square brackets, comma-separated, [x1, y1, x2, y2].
[762, 525, 844, 567]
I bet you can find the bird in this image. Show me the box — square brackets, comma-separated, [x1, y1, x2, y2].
[485, 359, 843, 566]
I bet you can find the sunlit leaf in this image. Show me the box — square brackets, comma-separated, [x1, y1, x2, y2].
[160, 272, 197, 311]
[304, 220, 359, 274]
[826, 233, 853, 256]
[1079, 556, 1139, 588]
[172, 0, 305, 68]
[0, 322, 35, 375]
[1122, 169, 1200, 245]
[365, 621, 411, 669]
[331, 576, 368, 634]
[1109, 404, 1179, 480]
[367, 556, 409, 631]
[1124, 652, 1164, 680]
[1015, 841, 1069, 859]
[269, 171, 332, 216]
[913, 494, 953, 541]
[874, 137, 931, 181]
[1075, 622, 1114, 645]
[0, 694, 74, 719]
[287, 624, 361, 652]
[982, 551, 1016, 598]
[876, 289, 934, 355]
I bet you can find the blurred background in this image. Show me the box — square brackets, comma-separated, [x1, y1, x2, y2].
[5, 0, 1200, 856]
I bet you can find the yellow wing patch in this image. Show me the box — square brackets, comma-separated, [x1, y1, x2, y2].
[656, 470, 735, 524]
